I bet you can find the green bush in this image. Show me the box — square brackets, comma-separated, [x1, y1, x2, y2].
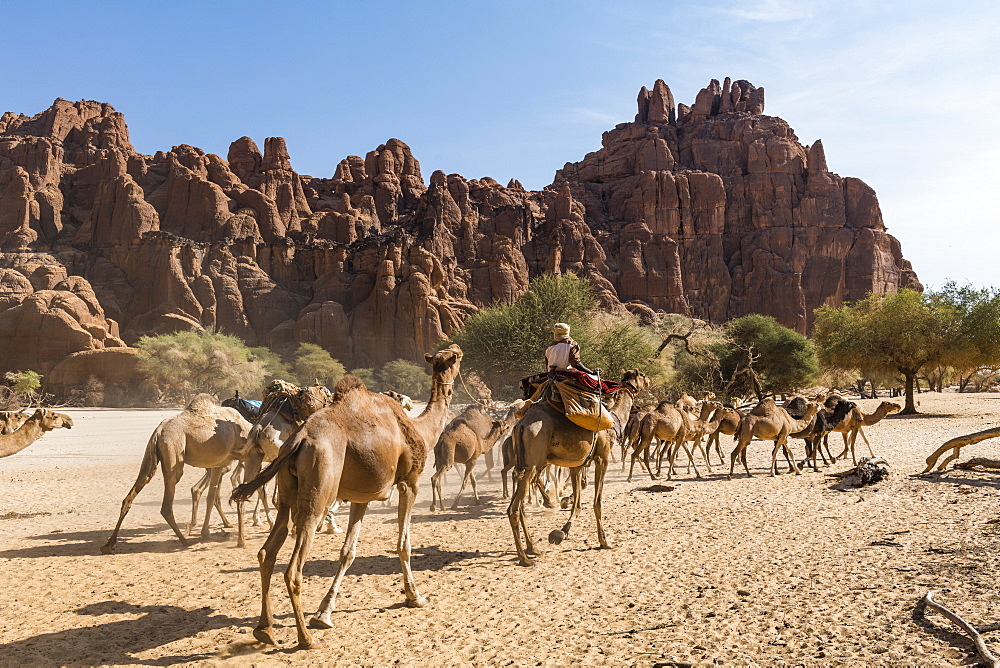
[291, 343, 346, 387]
[135, 330, 268, 401]
[378, 359, 431, 398]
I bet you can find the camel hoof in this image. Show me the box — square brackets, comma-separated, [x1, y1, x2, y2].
[237, 540, 246, 549]
[100, 542, 115, 555]
[600, 541, 616, 550]
[253, 627, 278, 645]
[406, 595, 429, 608]
[308, 615, 334, 630]
[548, 530, 566, 545]
[518, 557, 536, 567]
[296, 636, 322, 650]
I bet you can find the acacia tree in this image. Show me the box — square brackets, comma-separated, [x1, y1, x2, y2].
[813, 289, 963, 414]
[291, 343, 346, 387]
[671, 315, 817, 402]
[449, 273, 656, 397]
[135, 330, 268, 402]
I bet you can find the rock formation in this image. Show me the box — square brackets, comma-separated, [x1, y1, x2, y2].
[0, 82, 919, 391]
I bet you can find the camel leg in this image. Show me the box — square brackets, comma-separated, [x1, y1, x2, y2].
[502, 461, 512, 498]
[395, 481, 428, 607]
[253, 496, 291, 646]
[670, 438, 701, 479]
[159, 459, 188, 545]
[858, 426, 875, 457]
[310, 502, 370, 629]
[481, 447, 495, 482]
[593, 454, 613, 549]
[452, 459, 477, 509]
[729, 441, 751, 479]
[693, 437, 713, 473]
[238, 451, 265, 547]
[200, 466, 226, 540]
[101, 445, 165, 554]
[507, 466, 538, 566]
[550, 467, 582, 545]
[285, 506, 326, 649]
[468, 460, 481, 505]
[321, 500, 342, 534]
[430, 464, 449, 512]
[189, 470, 210, 535]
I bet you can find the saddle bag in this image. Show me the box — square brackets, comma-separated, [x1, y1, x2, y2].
[553, 379, 614, 432]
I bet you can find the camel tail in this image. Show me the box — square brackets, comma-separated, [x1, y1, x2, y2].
[231, 429, 305, 503]
[432, 433, 448, 471]
[136, 428, 163, 483]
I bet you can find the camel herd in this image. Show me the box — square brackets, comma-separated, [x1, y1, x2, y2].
[0, 349, 905, 650]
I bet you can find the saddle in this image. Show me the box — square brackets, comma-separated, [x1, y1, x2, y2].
[519, 370, 621, 433]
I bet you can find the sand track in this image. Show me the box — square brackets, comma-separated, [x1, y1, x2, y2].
[2, 394, 1000, 665]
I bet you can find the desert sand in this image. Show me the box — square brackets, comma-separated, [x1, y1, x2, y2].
[2, 393, 999, 666]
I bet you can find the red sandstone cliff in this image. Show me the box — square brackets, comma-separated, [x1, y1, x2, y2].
[0, 80, 919, 385]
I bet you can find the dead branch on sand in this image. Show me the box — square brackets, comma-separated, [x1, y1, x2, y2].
[827, 457, 890, 486]
[919, 590, 1000, 668]
[923, 426, 1000, 473]
[955, 457, 1000, 471]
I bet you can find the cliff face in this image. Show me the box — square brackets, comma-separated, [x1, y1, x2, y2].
[0, 79, 919, 382]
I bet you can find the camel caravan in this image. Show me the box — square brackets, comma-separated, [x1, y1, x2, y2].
[1, 322, 908, 651]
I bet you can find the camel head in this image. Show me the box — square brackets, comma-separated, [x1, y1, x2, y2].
[879, 401, 903, 416]
[425, 345, 463, 385]
[33, 409, 73, 431]
[620, 369, 649, 393]
[0, 411, 30, 435]
[294, 385, 332, 420]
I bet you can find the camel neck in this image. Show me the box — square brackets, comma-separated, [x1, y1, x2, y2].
[0, 417, 44, 458]
[414, 379, 453, 445]
[609, 386, 636, 422]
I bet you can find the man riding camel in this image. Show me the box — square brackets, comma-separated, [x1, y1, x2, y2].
[545, 322, 598, 375]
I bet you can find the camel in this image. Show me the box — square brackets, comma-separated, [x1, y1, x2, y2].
[507, 369, 648, 567]
[705, 407, 743, 465]
[627, 399, 714, 482]
[101, 394, 252, 553]
[381, 391, 414, 411]
[430, 404, 515, 511]
[785, 397, 856, 471]
[500, 435, 559, 507]
[729, 398, 820, 479]
[666, 401, 728, 477]
[0, 409, 73, 458]
[0, 410, 31, 435]
[825, 400, 902, 465]
[230, 345, 463, 649]
[620, 404, 653, 471]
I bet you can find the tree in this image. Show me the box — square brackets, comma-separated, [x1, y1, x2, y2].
[670, 315, 817, 402]
[449, 273, 597, 390]
[291, 343, 346, 388]
[586, 311, 659, 381]
[349, 368, 378, 389]
[378, 359, 432, 398]
[813, 289, 963, 414]
[0, 370, 43, 409]
[250, 346, 294, 384]
[929, 282, 1000, 392]
[135, 330, 268, 401]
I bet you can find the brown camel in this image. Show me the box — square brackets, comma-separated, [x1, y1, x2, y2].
[0, 409, 73, 458]
[230, 345, 463, 649]
[101, 394, 252, 553]
[729, 398, 820, 479]
[620, 404, 653, 471]
[0, 410, 31, 436]
[508, 369, 648, 567]
[666, 401, 728, 477]
[628, 399, 711, 482]
[430, 404, 514, 511]
[705, 406, 744, 466]
[825, 400, 901, 464]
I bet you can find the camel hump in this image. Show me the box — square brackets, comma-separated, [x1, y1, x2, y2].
[332, 374, 367, 401]
[185, 393, 219, 417]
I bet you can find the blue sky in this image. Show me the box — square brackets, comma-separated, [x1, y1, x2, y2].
[3, 0, 998, 289]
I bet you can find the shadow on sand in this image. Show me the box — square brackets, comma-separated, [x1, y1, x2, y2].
[0, 526, 234, 560]
[0, 600, 252, 666]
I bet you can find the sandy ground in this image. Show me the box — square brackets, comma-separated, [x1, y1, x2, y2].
[2, 394, 1000, 666]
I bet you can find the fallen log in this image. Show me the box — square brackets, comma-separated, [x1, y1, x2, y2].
[923, 426, 1000, 473]
[919, 590, 1000, 668]
[955, 458, 1000, 471]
